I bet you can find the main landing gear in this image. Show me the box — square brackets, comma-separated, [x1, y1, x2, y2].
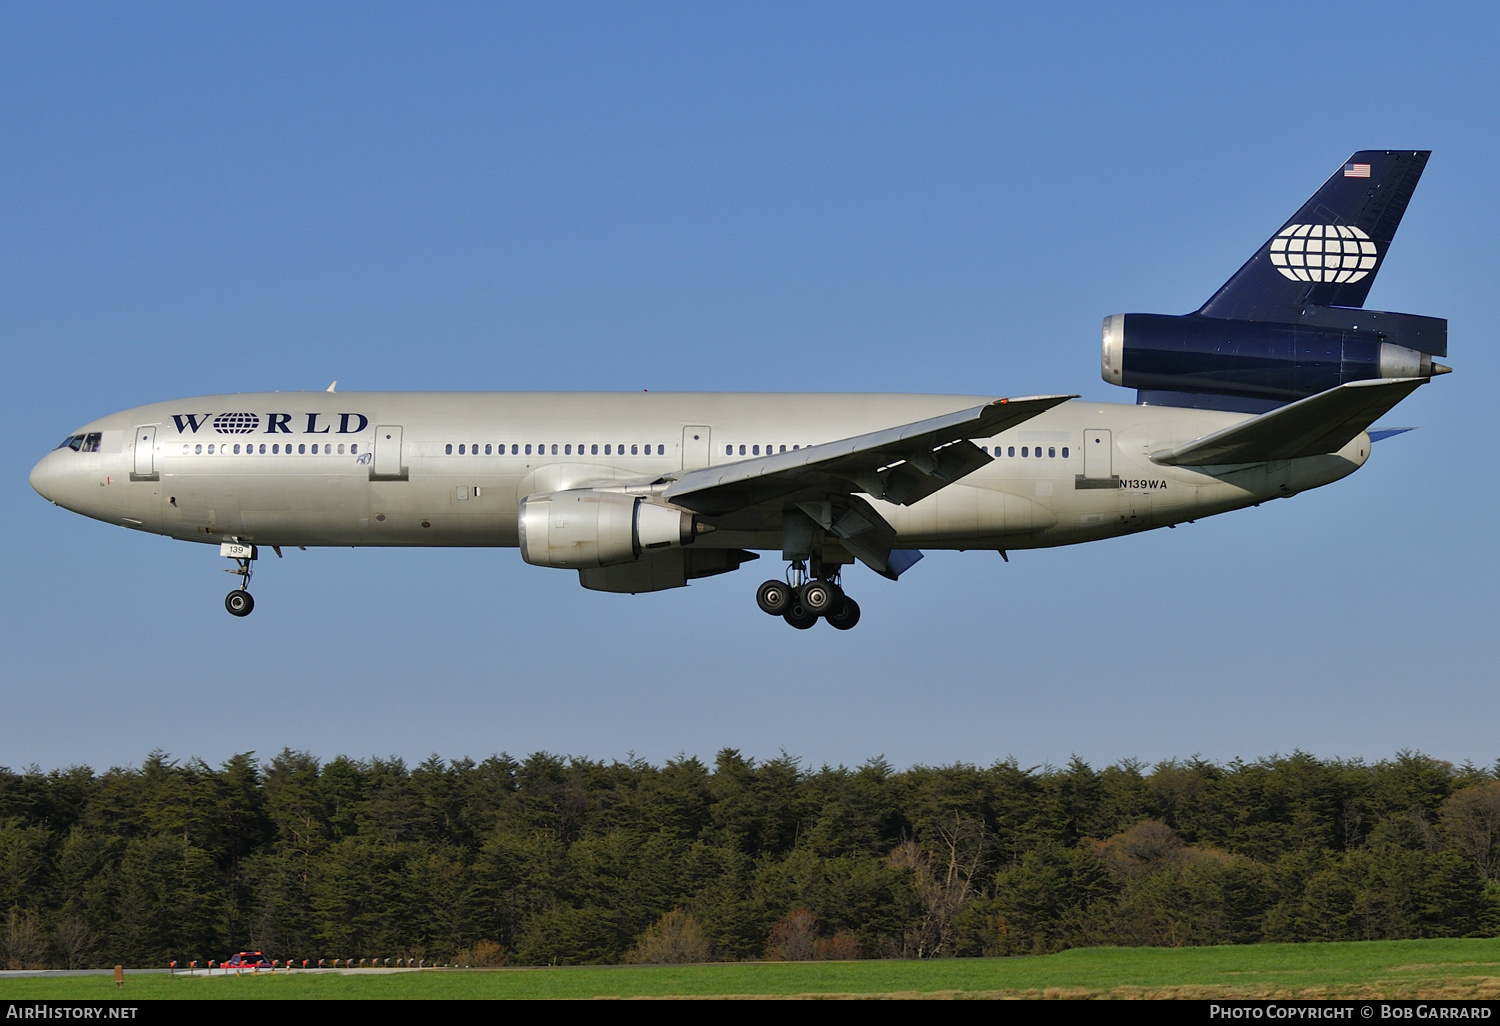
[755, 563, 861, 631]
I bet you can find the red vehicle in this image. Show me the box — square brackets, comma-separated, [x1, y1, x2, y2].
[223, 951, 273, 969]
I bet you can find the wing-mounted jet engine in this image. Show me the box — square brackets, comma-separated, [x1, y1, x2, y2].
[1099, 151, 1449, 413]
[518, 490, 703, 569]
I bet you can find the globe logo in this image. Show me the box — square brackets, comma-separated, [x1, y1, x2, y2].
[213, 412, 260, 434]
[1268, 224, 1377, 284]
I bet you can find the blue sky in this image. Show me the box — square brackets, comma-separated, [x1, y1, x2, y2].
[3, 2, 1496, 775]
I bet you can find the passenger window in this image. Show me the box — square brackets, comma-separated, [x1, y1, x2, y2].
[259, 444, 266, 454]
[739, 445, 746, 455]
[183, 444, 190, 454]
[780, 445, 786, 452]
[631, 444, 638, 455]
[511, 444, 518, 455]
[525, 444, 532, 455]
[1021, 447, 1028, 457]
[485, 444, 491, 455]
[299, 444, 306, 454]
[658, 444, 664, 455]
[336, 444, 344, 454]
[1049, 447, 1055, 458]
[195, 444, 202, 454]
[591, 444, 598, 455]
[208, 444, 215, 454]
[351, 444, 358, 454]
[605, 444, 612, 455]
[1062, 447, 1069, 458]
[726, 445, 732, 455]
[551, 444, 558, 455]
[272, 444, 279, 454]
[752, 445, 759, 455]
[233, 444, 241, 454]
[564, 444, 571, 455]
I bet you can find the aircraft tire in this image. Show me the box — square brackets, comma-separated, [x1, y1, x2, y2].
[225, 590, 255, 617]
[800, 581, 841, 615]
[756, 580, 792, 616]
[825, 597, 861, 630]
[783, 603, 819, 630]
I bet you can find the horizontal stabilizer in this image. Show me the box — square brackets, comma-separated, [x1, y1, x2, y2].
[1150, 377, 1426, 467]
[1369, 427, 1416, 444]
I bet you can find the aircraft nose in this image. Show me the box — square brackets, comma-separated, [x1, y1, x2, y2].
[30, 452, 62, 503]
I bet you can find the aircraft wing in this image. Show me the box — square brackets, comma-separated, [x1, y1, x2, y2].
[1149, 377, 1427, 467]
[660, 394, 1076, 515]
[651, 393, 1072, 579]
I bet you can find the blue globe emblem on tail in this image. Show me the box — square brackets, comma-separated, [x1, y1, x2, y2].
[1268, 224, 1377, 284]
[213, 413, 260, 434]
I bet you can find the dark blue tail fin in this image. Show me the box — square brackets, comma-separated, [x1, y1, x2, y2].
[1197, 150, 1429, 321]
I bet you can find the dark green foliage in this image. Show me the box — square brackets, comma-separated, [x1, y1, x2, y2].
[0, 750, 1494, 966]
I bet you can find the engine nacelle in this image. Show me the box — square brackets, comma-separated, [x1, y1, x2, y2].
[518, 490, 697, 569]
[1102, 312, 1444, 403]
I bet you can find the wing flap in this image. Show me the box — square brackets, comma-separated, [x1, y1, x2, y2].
[1151, 377, 1427, 467]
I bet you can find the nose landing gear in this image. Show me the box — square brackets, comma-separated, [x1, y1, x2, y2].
[225, 588, 254, 617]
[755, 560, 862, 630]
[221, 542, 258, 617]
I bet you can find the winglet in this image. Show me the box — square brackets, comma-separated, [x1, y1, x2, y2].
[326, 381, 337, 393]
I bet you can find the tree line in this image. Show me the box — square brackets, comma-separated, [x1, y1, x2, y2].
[1, 748, 1497, 968]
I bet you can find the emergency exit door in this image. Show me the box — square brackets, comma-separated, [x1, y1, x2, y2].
[682, 425, 711, 470]
[1083, 429, 1112, 480]
[132, 426, 156, 479]
[373, 425, 405, 479]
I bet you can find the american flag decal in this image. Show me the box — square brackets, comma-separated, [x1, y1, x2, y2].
[1344, 163, 1371, 178]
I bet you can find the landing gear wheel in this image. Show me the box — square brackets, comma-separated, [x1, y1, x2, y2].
[225, 590, 255, 617]
[756, 580, 793, 616]
[783, 602, 819, 630]
[799, 580, 842, 615]
[825, 597, 861, 630]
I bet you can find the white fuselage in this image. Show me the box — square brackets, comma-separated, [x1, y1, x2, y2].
[30, 391, 1369, 556]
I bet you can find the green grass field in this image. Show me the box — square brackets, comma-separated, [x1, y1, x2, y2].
[4, 938, 1500, 999]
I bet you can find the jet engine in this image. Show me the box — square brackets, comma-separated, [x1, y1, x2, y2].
[518, 490, 699, 569]
[1101, 311, 1447, 405]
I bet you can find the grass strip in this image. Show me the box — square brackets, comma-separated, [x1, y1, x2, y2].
[3, 938, 1499, 1000]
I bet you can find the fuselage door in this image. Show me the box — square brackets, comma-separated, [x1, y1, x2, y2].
[682, 425, 711, 469]
[373, 425, 405, 479]
[1083, 429, 1113, 480]
[132, 426, 157, 479]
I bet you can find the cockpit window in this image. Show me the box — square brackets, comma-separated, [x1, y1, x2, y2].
[54, 433, 102, 452]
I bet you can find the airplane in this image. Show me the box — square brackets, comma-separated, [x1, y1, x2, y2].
[30, 150, 1447, 629]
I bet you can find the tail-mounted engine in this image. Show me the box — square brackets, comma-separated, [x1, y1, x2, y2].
[518, 490, 700, 569]
[1100, 151, 1450, 410]
[1101, 311, 1447, 406]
